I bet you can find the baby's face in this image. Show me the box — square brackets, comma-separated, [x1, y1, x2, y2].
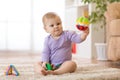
[44, 16, 63, 37]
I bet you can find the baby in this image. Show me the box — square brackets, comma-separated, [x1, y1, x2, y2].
[34, 12, 89, 75]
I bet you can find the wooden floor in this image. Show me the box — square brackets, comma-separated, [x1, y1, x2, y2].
[0, 51, 120, 68]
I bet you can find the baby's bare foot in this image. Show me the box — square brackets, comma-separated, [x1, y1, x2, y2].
[47, 70, 57, 75]
[41, 69, 48, 75]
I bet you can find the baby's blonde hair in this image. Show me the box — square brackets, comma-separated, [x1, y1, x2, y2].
[42, 12, 61, 26]
[107, 2, 120, 19]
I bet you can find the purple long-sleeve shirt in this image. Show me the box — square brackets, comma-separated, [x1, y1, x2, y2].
[41, 31, 82, 65]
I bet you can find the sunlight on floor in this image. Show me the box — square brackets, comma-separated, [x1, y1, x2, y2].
[0, 52, 91, 64]
[0, 52, 40, 63]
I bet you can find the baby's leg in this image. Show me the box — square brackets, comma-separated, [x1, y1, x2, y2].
[34, 62, 47, 75]
[48, 61, 77, 75]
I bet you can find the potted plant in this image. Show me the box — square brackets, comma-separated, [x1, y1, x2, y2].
[82, 0, 120, 32]
[82, 0, 120, 60]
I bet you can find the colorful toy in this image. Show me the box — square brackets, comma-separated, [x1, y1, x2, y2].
[46, 63, 53, 70]
[5, 64, 19, 76]
[76, 16, 90, 31]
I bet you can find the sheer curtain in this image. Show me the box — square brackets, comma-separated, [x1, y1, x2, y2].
[0, 0, 31, 51]
[0, 0, 65, 52]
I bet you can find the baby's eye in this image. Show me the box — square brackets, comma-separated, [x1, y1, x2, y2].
[50, 24, 54, 27]
[57, 22, 61, 26]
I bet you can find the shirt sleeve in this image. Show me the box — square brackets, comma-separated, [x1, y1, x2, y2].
[41, 37, 50, 62]
[66, 31, 82, 43]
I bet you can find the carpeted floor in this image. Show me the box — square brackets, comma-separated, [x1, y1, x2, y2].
[0, 63, 120, 80]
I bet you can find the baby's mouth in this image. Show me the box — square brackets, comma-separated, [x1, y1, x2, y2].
[55, 29, 59, 32]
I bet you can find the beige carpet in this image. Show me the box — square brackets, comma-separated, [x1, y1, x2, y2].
[0, 63, 120, 80]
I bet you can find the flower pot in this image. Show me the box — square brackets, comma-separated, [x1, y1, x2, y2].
[95, 43, 107, 60]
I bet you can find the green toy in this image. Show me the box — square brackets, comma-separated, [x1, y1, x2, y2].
[46, 63, 53, 70]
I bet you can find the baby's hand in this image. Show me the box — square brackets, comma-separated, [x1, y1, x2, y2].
[83, 27, 89, 35]
[80, 28, 89, 41]
[42, 62, 47, 70]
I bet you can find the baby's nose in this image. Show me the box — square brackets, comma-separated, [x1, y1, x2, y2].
[54, 25, 58, 28]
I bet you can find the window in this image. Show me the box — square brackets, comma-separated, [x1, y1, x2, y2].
[0, 0, 65, 52]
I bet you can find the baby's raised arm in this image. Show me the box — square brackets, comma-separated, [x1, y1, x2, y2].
[80, 28, 89, 41]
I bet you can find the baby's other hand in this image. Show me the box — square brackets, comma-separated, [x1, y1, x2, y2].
[42, 62, 47, 70]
